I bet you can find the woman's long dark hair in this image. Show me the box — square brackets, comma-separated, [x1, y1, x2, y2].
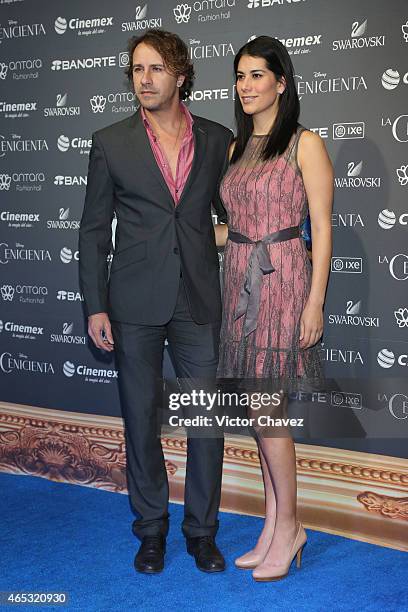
[231, 36, 300, 164]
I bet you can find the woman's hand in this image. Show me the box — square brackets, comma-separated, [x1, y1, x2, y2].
[299, 300, 323, 349]
[214, 223, 228, 247]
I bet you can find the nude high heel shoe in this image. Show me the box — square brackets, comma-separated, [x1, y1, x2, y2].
[235, 552, 266, 570]
[252, 522, 307, 582]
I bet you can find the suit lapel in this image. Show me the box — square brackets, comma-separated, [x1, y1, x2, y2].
[177, 120, 207, 208]
[126, 110, 174, 209]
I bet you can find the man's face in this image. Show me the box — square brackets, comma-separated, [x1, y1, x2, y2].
[132, 43, 181, 111]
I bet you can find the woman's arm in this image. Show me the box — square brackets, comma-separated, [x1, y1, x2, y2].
[214, 140, 236, 248]
[297, 130, 333, 349]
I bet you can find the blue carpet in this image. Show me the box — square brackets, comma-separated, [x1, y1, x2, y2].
[0, 472, 406, 612]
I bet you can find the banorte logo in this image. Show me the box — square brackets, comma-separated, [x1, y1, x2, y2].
[247, 0, 306, 7]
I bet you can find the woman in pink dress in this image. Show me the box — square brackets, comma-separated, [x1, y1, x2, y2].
[216, 37, 333, 581]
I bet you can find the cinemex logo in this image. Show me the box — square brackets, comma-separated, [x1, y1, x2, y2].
[63, 360, 118, 383]
[377, 349, 408, 369]
[54, 15, 114, 36]
[51, 56, 116, 72]
[89, 92, 138, 115]
[1, 211, 40, 229]
[50, 322, 86, 345]
[189, 38, 235, 60]
[0, 319, 44, 341]
[377, 210, 408, 230]
[0, 243, 52, 265]
[173, 1, 235, 25]
[0, 58, 42, 81]
[335, 161, 381, 189]
[0, 100, 37, 119]
[122, 5, 162, 32]
[395, 307, 408, 328]
[331, 256, 362, 274]
[43, 93, 80, 117]
[57, 135, 91, 155]
[378, 253, 408, 281]
[247, 0, 306, 8]
[327, 300, 379, 328]
[332, 19, 385, 51]
[56, 290, 84, 302]
[60, 247, 79, 264]
[0, 134, 49, 158]
[53, 175, 87, 187]
[0, 172, 45, 192]
[277, 33, 322, 56]
[1, 284, 48, 305]
[333, 121, 365, 140]
[47, 208, 80, 231]
[0, 22, 46, 42]
[381, 115, 408, 143]
[296, 71, 367, 99]
[381, 69, 408, 91]
[0, 352, 54, 375]
[332, 211, 364, 229]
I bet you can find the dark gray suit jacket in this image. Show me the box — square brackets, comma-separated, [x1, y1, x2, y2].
[79, 109, 232, 325]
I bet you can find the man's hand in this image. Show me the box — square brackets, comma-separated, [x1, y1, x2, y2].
[88, 312, 114, 352]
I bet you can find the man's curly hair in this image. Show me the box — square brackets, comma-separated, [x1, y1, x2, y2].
[126, 29, 194, 101]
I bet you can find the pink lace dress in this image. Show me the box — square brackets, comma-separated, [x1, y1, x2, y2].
[217, 127, 323, 384]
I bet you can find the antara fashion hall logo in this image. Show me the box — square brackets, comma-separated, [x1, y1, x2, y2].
[189, 38, 235, 60]
[173, 1, 235, 25]
[57, 134, 91, 155]
[0, 134, 48, 158]
[43, 94, 80, 117]
[335, 161, 381, 189]
[327, 300, 379, 328]
[0, 58, 42, 81]
[1, 284, 48, 304]
[50, 56, 116, 72]
[296, 71, 367, 99]
[89, 92, 138, 115]
[0, 352, 54, 376]
[47, 208, 80, 231]
[54, 15, 114, 36]
[62, 361, 118, 383]
[0, 99, 37, 119]
[0, 172, 45, 192]
[122, 5, 162, 32]
[332, 19, 385, 51]
[0, 242, 52, 265]
[0, 20, 46, 42]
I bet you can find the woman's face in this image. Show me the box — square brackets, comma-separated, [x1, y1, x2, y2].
[236, 54, 285, 116]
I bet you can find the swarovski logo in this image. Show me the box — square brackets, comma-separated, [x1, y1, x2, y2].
[122, 5, 162, 31]
[332, 19, 385, 51]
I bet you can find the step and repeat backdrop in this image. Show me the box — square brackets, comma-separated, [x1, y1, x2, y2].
[0, 0, 407, 459]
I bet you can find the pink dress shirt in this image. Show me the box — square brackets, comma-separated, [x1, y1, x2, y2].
[141, 103, 194, 206]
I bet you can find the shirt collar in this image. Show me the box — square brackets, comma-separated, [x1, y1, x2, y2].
[141, 102, 194, 139]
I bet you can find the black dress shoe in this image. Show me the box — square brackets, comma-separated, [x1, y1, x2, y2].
[134, 535, 166, 574]
[186, 536, 226, 573]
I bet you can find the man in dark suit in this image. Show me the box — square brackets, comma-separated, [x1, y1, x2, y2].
[79, 29, 232, 574]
